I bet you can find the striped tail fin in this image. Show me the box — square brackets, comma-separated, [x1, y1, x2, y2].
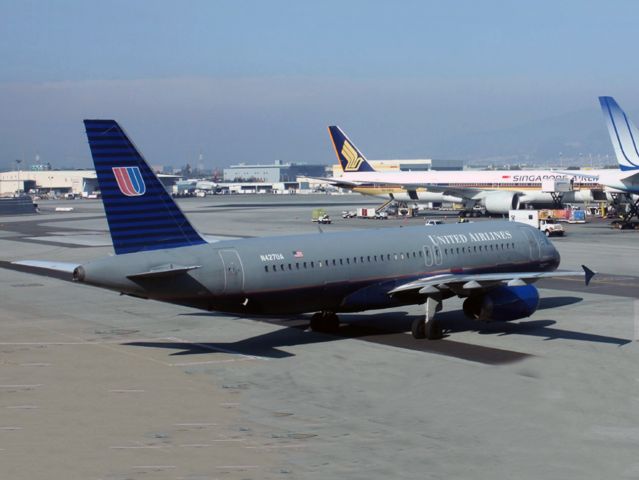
[84, 120, 206, 255]
[328, 126, 376, 172]
[599, 96, 639, 172]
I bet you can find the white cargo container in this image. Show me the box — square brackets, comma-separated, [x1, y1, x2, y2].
[356, 208, 376, 218]
[541, 178, 572, 193]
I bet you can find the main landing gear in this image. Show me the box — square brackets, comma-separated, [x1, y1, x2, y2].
[310, 311, 340, 333]
[411, 297, 443, 340]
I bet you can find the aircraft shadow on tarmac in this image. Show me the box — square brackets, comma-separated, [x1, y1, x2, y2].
[126, 295, 630, 365]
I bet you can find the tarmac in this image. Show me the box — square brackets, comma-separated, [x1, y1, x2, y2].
[1, 195, 638, 479]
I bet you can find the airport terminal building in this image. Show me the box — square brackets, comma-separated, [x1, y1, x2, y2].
[0, 170, 98, 197]
[223, 161, 328, 183]
[0, 169, 178, 197]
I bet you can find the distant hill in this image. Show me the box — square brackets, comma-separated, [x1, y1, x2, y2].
[433, 107, 624, 166]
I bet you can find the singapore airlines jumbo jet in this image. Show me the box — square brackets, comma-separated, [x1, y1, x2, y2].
[326, 126, 608, 215]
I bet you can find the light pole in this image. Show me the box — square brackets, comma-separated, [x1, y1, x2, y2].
[15, 159, 22, 194]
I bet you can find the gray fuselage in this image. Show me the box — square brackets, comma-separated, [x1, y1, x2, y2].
[76, 221, 559, 315]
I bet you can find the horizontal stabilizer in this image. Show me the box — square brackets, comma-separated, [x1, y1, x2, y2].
[12, 260, 79, 273]
[126, 264, 201, 280]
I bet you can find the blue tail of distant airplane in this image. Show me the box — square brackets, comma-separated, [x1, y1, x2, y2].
[599, 96, 639, 172]
[328, 126, 376, 172]
[84, 120, 206, 255]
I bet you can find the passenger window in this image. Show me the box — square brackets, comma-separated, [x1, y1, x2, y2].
[288, 263, 292, 270]
[400, 253, 404, 260]
[280, 264, 285, 271]
[296, 262, 300, 269]
[346, 258, 350, 264]
[318, 261, 322, 267]
[332, 259, 336, 266]
[367, 256, 371, 262]
[353, 257, 357, 264]
[311, 261, 315, 268]
[265, 266, 269, 272]
[303, 261, 307, 268]
[360, 256, 364, 263]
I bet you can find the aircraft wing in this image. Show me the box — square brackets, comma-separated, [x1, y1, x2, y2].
[334, 177, 501, 200]
[306, 176, 366, 188]
[310, 176, 524, 200]
[388, 266, 594, 297]
[398, 183, 486, 199]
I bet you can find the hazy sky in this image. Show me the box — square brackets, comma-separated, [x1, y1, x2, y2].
[1, 0, 637, 169]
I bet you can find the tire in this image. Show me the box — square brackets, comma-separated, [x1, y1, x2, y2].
[310, 312, 324, 332]
[310, 312, 339, 333]
[411, 318, 426, 339]
[425, 320, 443, 340]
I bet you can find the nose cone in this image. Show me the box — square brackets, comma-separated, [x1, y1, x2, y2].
[540, 234, 561, 270]
[549, 244, 561, 269]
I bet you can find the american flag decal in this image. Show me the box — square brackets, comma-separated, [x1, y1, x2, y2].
[293, 251, 304, 258]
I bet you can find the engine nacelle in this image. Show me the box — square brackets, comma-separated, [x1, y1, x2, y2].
[463, 285, 539, 322]
[481, 191, 521, 214]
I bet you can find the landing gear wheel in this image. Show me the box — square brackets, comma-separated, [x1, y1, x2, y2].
[323, 312, 339, 332]
[411, 318, 426, 339]
[413, 296, 444, 340]
[425, 320, 443, 340]
[411, 319, 443, 339]
[310, 312, 324, 331]
[310, 312, 339, 333]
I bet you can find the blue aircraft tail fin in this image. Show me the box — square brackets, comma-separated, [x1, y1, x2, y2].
[84, 120, 206, 255]
[599, 96, 639, 172]
[328, 126, 375, 172]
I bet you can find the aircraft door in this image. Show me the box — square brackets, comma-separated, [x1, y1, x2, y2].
[433, 245, 443, 265]
[423, 246, 433, 267]
[522, 229, 541, 261]
[218, 249, 245, 293]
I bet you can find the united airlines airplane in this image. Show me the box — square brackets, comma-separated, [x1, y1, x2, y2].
[15, 120, 593, 340]
[326, 126, 609, 214]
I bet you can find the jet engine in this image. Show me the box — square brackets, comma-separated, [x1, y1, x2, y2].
[481, 191, 521, 214]
[462, 285, 539, 321]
